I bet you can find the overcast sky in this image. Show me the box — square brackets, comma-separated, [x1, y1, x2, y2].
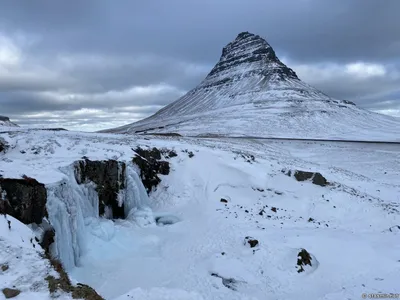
[1, 0, 399, 131]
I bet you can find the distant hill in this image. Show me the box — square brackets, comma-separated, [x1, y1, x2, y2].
[0, 115, 18, 127]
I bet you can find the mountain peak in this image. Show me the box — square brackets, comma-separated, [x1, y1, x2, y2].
[205, 31, 299, 87]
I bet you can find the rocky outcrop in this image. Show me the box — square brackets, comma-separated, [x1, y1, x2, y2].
[74, 158, 126, 218]
[0, 177, 47, 224]
[283, 169, 328, 186]
[132, 147, 171, 194]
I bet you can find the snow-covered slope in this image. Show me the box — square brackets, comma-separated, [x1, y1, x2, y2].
[0, 115, 18, 127]
[106, 32, 400, 141]
[1, 128, 400, 299]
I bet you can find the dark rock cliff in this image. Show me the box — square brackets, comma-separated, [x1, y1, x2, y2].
[132, 147, 172, 194]
[74, 158, 126, 218]
[0, 177, 47, 224]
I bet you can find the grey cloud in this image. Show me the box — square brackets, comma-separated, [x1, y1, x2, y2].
[0, 0, 399, 130]
[2, 0, 399, 63]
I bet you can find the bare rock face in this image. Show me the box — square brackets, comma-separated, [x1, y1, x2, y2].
[75, 158, 126, 218]
[132, 147, 171, 194]
[0, 177, 47, 224]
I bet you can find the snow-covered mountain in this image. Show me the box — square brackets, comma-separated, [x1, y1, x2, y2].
[106, 32, 400, 141]
[0, 115, 18, 127]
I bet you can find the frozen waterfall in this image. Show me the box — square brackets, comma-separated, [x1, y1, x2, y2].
[46, 161, 153, 270]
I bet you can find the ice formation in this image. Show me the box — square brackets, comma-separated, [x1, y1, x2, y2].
[46, 161, 152, 270]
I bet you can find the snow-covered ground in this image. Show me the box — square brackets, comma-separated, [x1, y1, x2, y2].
[1, 129, 400, 299]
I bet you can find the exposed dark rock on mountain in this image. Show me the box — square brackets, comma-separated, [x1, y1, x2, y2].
[0, 177, 47, 224]
[132, 147, 171, 194]
[75, 159, 126, 218]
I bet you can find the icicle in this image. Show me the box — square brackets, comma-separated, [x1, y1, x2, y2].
[46, 163, 99, 270]
[122, 164, 155, 226]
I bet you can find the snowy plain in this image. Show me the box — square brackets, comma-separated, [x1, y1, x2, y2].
[1, 128, 400, 300]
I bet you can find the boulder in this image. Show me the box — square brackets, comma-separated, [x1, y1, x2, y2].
[2, 288, 21, 299]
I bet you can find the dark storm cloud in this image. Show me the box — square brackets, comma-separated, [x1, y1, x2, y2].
[0, 0, 399, 130]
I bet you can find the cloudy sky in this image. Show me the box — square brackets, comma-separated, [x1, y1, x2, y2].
[0, 0, 399, 131]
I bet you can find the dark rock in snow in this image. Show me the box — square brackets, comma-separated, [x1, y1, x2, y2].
[161, 149, 178, 158]
[1, 264, 9, 272]
[40, 227, 56, 254]
[2, 288, 21, 298]
[0, 177, 47, 224]
[133, 147, 170, 194]
[284, 169, 328, 186]
[244, 236, 259, 248]
[387, 225, 400, 233]
[0, 137, 9, 153]
[220, 198, 228, 203]
[296, 248, 312, 273]
[75, 159, 126, 218]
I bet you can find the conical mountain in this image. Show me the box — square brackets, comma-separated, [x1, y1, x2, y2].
[105, 32, 400, 141]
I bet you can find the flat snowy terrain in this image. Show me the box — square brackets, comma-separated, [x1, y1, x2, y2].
[1, 129, 400, 299]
